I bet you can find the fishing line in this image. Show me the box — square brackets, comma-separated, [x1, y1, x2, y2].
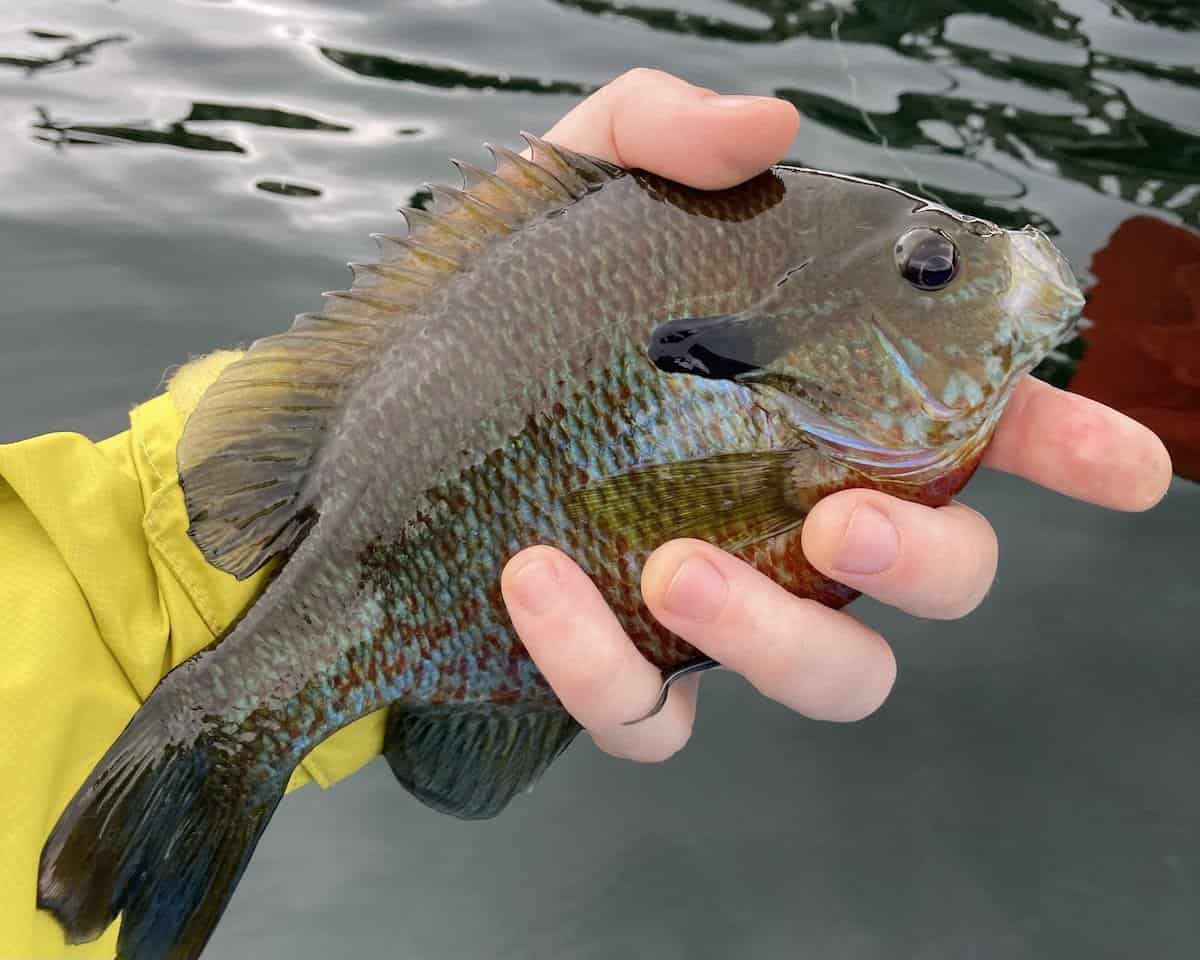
[829, 5, 946, 206]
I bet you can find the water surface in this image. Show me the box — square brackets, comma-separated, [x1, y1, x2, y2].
[1, 1, 1197, 957]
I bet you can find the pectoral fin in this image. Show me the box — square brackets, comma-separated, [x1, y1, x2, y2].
[383, 701, 581, 820]
[564, 449, 817, 552]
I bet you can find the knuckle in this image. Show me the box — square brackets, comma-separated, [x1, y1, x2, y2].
[570, 639, 631, 711]
[745, 642, 801, 704]
[740, 598, 819, 698]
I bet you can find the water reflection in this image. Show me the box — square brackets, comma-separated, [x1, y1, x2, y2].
[31, 100, 354, 154]
[1113, 0, 1200, 31]
[779, 72, 1199, 227]
[0, 0, 1195, 450]
[550, 0, 785, 43]
[0, 31, 125, 74]
[185, 102, 351, 133]
[257, 178, 323, 197]
[0, 0, 1194, 434]
[32, 106, 247, 153]
[319, 46, 591, 95]
[538, 0, 1200, 230]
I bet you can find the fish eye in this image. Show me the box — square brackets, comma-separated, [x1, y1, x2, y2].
[895, 228, 959, 291]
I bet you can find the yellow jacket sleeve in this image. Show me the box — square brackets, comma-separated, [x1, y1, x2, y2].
[0, 352, 387, 957]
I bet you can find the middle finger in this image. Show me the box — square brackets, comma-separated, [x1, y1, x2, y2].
[642, 539, 897, 721]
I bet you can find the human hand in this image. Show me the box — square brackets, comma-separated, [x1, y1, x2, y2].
[501, 68, 1174, 763]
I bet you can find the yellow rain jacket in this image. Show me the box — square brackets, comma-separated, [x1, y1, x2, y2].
[0, 352, 386, 957]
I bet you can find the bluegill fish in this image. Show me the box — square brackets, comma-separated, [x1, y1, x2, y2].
[38, 135, 1083, 959]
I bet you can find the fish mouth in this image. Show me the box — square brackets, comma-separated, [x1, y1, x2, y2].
[1008, 226, 1086, 346]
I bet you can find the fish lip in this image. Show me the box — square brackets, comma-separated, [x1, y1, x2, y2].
[1009, 226, 1086, 341]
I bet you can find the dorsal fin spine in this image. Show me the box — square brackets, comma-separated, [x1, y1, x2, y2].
[230, 350, 357, 368]
[322, 289, 420, 315]
[394, 239, 463, 271]
[427, 183, 517, 230]
[362, 237, 448, 273]
[263, 331, 377, 349]
[293, 311, 386, 333]
[451, 159, 534, 215]
[519, 134, 588, 197]
[394, 210, 484, 256]
[347, 260, 442, 291]
[486, 143, 573, 202]
[520, 131, 622, 187]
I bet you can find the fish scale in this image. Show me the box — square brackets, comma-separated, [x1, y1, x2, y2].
[37, 137, 1084, 960]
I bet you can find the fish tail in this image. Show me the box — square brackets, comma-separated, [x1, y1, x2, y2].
[38, 702, 288, 960]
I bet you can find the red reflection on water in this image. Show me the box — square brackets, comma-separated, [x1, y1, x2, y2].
[1072, 215, 1200, 482]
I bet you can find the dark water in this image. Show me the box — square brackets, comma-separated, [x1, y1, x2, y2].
[2, 1, 1198, 957]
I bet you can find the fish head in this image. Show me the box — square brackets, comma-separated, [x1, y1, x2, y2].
[652, 172, 1085, 473]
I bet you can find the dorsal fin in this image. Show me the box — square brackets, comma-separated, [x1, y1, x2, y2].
[178, 135, 622, 579]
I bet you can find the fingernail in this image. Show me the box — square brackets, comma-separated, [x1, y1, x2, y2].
[833, 504, 900, 575]
[707, 94, 776, 110]
[508, 558, 561, 617]
[663, 555, 728, 622]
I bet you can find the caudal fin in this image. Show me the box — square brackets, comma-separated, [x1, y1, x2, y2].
[38, 704, 287, 960]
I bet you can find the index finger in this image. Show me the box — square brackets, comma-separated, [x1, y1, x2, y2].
[984, 376, 1172, 511]
[541, 68, 799, 189]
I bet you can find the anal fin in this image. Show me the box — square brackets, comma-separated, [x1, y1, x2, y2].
[384, 701, 581, 820]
